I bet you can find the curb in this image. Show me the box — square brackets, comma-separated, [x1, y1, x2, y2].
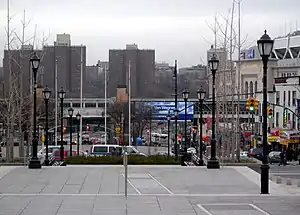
[270, 174, 300, 187]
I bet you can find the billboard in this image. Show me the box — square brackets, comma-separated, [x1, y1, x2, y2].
[148, 101, 194, 120]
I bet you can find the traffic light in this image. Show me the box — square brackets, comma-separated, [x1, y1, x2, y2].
[246, 97, 257, 112]
[246, 98, 251, 111]
[249, 98, 255, 112]
[267, 106, 273, 118]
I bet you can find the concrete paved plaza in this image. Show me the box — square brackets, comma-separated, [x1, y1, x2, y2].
[0, 165, 299, 214]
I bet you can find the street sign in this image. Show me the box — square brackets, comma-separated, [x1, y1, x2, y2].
[116, 127, 120, 132]
[41, 135, 45, 142]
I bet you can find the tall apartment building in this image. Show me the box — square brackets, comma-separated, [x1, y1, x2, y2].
[2, 45, 42, 97]
[42, 34, 86, 98]
[108, 44, 155, 98]
[2, 34, 86, 98]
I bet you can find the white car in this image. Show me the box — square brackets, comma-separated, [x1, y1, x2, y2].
[37, 146, 61, 159]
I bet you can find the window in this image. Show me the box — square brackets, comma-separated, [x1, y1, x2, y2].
[292, 114, 296, 129]
[288, 91, 291, 106]
[244, 82, 248, 98]
[72, 103, 80, 108]
[276, 92, 280, 105]
[254, 81, 258, 95]
[276, 112, 279, 127]
[63, 103, 71, 108]
[93, 146, 108, 153]
[292, 91, 296, 106]
[85, 103, 96, 108]
[98, 103, 105, 107]
[283, 91, 286, 106]
[250, 81, 253, 97]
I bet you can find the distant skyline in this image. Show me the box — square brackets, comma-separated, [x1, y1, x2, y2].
[0, 0, 300, 67]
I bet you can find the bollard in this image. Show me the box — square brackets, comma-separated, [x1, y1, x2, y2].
[124, 152, 128, 198]
[276, 177, 282, 184]
[286, 178, 292, 186]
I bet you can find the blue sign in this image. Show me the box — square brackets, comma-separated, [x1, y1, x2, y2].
[148, 101, 194, 120]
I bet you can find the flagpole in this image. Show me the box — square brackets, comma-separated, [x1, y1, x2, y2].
[80, 45, 83, 150]
[128, 61, 131, 146]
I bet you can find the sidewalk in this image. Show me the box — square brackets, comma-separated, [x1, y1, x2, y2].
[0, 165, 299, 214]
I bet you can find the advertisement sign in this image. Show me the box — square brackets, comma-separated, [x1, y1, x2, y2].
[148, 101, 194, 120]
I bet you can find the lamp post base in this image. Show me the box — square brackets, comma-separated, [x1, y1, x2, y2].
[260, 164, 270, 194]
[207, 158, 220, 169]
[198, 159, 204, 166]
[28, 158, 41, 169]
[44, 159, 50, 166]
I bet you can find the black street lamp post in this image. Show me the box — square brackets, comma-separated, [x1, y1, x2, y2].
[28, 52, 42, 169]
[68, 108, 74, 155]
[182, 89, 190, 150]
[207, 54, 220, 169]
[76, 112, 81, 156]
[257, 30, 274, 194]
[167, 111, 171, 157]
[197, 87, 206, 166]
[43, 86, 51, 166]
[173, 60, 178, 159]
[174, 108, 179, 156]
[58, 87, 66, 162]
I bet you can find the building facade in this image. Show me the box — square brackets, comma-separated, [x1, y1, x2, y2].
[108, 44, 155, 98]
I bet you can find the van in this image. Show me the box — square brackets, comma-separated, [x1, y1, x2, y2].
[90, 145, 146, 156]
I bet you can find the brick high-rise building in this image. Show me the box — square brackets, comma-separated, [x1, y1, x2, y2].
[2, 45, 42, 97]
[42, 34, 86, 98]
[108, 44, 155, 98]
[2, 34, 86, 98]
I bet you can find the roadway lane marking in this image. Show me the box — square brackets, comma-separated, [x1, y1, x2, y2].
[121, 173, 142, 195]
[197, 204, 213, 215]
[198, 203, 271, 215]
[249, 204, 271, 215]
[148, 174, 173, 194]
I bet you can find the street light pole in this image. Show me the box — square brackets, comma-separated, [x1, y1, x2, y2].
[68, 108, 74, 155]
[207, 54, 220, 169]
[58, 87, 66, 163]
[173, 60, 178, 159]
[28, 52, 41, 169]
[76, 112, 81, 155]
[182, 89, 190, 150]
[167, 111, 171, 157]
[257, 30, 274, 194]
[43, 86, 51, 166]
[197, 87, 206, 166]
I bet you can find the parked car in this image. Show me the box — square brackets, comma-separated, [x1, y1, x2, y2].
[89, 145, 146, 156]
[268, 151, 281, 164]
[249, 148, 263, 161]
[37, 146, 61, 159]
[52, 149, 87, 161]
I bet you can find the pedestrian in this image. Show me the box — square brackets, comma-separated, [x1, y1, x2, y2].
[279, 149, 286, 166]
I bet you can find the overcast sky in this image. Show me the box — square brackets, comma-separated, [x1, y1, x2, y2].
[0, 0, 299, 67]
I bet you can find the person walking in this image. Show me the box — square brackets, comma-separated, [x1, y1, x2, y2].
[279, 149, 286, 166]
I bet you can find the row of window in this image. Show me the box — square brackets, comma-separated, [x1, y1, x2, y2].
[63, 103, 104, 108]
[244, 81, 258, 98]
[276, 90, 297, 107]
[280, 72, 297, 77]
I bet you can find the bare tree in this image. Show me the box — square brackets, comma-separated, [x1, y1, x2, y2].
[3, 1, 50, 161]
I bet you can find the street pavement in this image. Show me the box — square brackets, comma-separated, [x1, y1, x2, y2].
[0, 165, 300, 214]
